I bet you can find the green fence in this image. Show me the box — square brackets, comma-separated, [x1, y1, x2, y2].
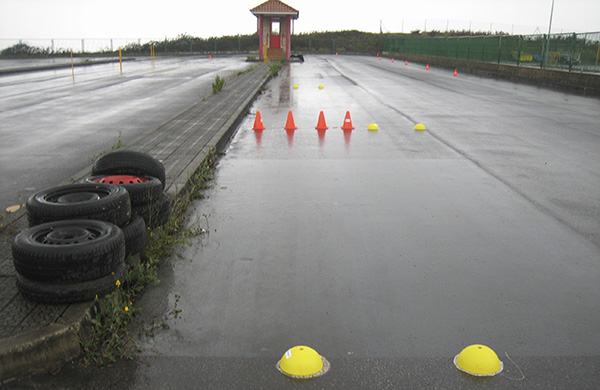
[290, 32, 383, 55]
[291, 37, 369, 54]
[383, 32, 600, 72]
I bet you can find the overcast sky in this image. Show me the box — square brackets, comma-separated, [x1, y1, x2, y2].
[1, 0, 598, 40]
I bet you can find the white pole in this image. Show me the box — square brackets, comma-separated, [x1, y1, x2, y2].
[544, 0, 555, 67]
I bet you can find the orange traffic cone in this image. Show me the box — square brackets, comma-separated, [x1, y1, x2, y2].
[405, 60, 408, 66]
[453, 69, 458, 77]
[426, 64, 429, 70]
[209, 55, 212, 60]
[315, 111, 328, 130]
[284, 111, 297, 130]
[391, 58, 395, 63]
[341, 111, 354, 130]
[253, 111, 266, 131]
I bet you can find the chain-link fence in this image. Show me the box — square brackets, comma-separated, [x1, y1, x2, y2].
[4, 31, 599, 72]
[0, 35, 260, 56]
[1, 34, 378, 57]
[383, 31, 600, 73]
[0, 38, 155, 54]
[290, 31, 382, 55]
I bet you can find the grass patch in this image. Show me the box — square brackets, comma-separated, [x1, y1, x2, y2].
[237, 65, 255, 77]
[80, 150, 218, 366]
[269, 61, 283, 77]
[212, 75, 225, 94]
[111, 130, 125, 151]
[91, 131, 125, 162]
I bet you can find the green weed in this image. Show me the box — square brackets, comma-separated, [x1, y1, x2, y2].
[91, 131, 125, 162]
[212, 75, 225, 94]
[80, 149, 219, 366]
[111, 130, 125, 151]
[269, 61, 283, 76]
[237, 65, 255, 76]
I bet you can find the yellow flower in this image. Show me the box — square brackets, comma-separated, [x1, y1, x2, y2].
[115, 279, 121, 287]
[124, 307, 129, 312]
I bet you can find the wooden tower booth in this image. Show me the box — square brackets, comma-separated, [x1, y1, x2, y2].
[250, 0, 299, 61]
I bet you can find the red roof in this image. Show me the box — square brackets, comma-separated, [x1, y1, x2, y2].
[250, 0, 299, 18]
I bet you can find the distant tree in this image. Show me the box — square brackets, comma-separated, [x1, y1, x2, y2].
[1, 42, 49, 56]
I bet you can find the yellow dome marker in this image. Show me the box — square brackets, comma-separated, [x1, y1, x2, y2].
[276, 346, 330, 379]
[414, 123, 426, 131]
[367, 123, 379, 131]
[318, 85, 324, 89]
[293, 84, 299, 89]
[454, 344, 504, 376]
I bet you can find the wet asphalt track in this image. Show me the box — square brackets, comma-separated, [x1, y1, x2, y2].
[0, 56, 250, 210]
[7, 55, 600, 389]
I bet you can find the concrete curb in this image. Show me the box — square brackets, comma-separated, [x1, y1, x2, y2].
[0, 324, 80, 382]
[0, 302, 92, 382]
[169, 65, 272, 195]
[0, 62, 272, 383]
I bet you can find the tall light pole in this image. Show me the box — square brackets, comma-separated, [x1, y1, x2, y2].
[544, 0, 555, 68]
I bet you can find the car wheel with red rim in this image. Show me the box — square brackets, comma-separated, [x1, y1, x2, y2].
[91, 150, 166, 189]
[82, 175, 162, 206]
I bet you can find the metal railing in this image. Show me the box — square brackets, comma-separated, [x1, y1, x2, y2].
[0, 35, 260, 55]
[383, 31, 600, 73]
[0, 38, 156, 54]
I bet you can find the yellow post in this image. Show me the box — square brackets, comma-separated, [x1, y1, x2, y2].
[70, 49, 75, 80]
[151, 45, 155, 69]
[263, 42, 269, 62]
[119, 47, 123, 74]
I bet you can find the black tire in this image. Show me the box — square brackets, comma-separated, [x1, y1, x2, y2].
[121, 214, 147, 257]
[12, 220, 125, 282]
[92, 151, 166, 189]
[81, 175, 162, 206]
[16, 261, 126, 304]
[26, 183, 131, 227]
[132, 192, 171, 229]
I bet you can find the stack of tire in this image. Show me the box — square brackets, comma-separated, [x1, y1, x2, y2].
[11, 151, 170, 304]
